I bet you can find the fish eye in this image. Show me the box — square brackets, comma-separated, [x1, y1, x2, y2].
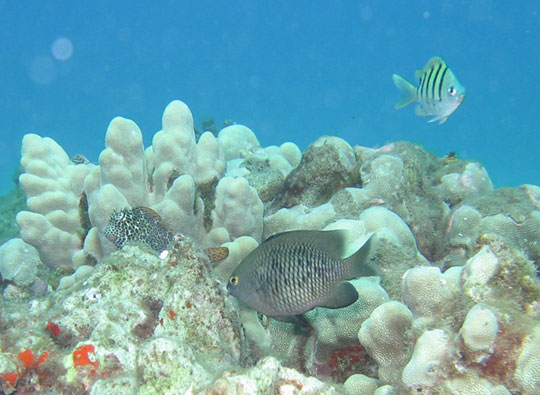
[448, 86, 457, 96]
[229, 276, 239, 286]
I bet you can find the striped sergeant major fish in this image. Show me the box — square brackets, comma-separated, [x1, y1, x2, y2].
[393, 57, 465, 124]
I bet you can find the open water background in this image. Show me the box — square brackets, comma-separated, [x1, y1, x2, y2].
[1, 1, 539, 194]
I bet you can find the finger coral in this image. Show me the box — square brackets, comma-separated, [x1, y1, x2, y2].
[15, 100, 282, 270]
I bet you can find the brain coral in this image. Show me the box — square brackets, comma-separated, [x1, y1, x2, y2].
[515, 326, 540, 395]
[358, 301, 413, 383]
[459, 304, 498, 352]
[0, 238, 40, 286]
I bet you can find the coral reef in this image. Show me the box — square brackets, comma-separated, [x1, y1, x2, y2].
[15, 133, 90, 270]
[14, 101, 291, 271]
[446, 186, 540, 267]
[354, 234, 540, 394]
[208, 356, 342, 393]
[0, 240, 251, 393]
[0, 239, 40, 286]
[460, 304, 499, 352]
[0, 186, 25, 245]
[270, 136, 360, 209]
[515, 326, 540, 394]
[1, 99, 539, 393]
[358, 301, 413, 384]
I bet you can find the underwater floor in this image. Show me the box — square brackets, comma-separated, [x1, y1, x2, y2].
[0, 100, 539, 394]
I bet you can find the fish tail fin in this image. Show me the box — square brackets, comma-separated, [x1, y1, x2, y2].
[344, 235, 380, 278]
[392, 74, 417, 109]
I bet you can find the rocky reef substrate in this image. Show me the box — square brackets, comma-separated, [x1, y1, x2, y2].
[1, 100, 539, 394]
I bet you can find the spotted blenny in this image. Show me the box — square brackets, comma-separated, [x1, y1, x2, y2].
[104, 207, 172, 252]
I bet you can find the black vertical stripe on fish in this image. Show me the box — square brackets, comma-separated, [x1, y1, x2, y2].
[418, 74, 425, 102]
[438, 66, 449, 102]
[419, 71, 425, 101]
[423, 66, 435, 103]
[422, 66, 431, 102]
[419, 70, 427, 102]
[431, 63, 443, 102]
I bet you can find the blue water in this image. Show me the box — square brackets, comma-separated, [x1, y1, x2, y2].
[1, 1, 539, 194]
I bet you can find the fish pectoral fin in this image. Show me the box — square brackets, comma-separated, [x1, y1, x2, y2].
[320, 282, 358, 309]
[392, 74, 417, 109]
[427, 115, 447, 124]
[415, 105, 429, 117]
[271, 314, 310, 328]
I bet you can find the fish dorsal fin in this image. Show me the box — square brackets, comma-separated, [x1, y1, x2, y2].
[424, 56, 446, 70]
[134, 207, 165, 225]
[320, 281, 358, 309]
[264, 229, 347, 259]
[416, 56, 446, 81]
